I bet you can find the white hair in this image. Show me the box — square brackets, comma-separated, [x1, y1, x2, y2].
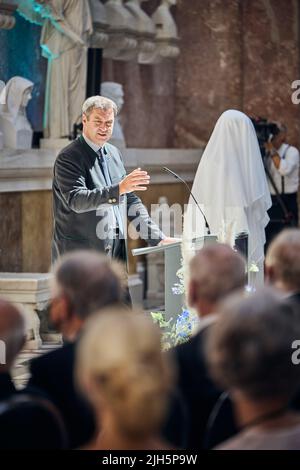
[266, 228, 300, 290]
[82, 95, 118, 117]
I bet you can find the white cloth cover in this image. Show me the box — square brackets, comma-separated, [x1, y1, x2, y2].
[184, 109, 272, 287]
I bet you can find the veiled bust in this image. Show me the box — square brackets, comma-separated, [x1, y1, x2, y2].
[0, 76, 34, 149]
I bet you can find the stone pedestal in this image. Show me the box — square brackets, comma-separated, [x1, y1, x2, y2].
[40, 138, 71, 151]
[0, 273, 61, 350]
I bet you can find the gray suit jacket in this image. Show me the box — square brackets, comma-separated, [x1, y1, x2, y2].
[52, 136, 164, 263]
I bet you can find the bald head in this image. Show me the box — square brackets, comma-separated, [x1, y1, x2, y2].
[0, 299, 25, 371]
[53, 250, 123, 320]
[188, 244, 246, 314]
[266, 229, 300, 292]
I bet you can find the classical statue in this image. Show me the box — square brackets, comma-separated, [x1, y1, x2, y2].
[124, 0, 156, 56]
[0, 76, 34, 149]
[103, 0, 138, 61]
[153, 0, 178, 40]
[101, 81, 126, 148]
[18, 0, 93, 140]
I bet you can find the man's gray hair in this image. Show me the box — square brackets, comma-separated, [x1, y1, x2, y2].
[82, 95, 118, 118]
[53, 250, 123, 319]
[189, 243, 246, 303]
[205, 288, 300, 400]
[266, 228, 300, 291]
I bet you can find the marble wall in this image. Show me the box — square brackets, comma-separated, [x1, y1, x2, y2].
[175, 0, 243, 147]
[175, 0, 300, 148]
[105, 0, 300, 149]
[242, 0, 300, 147]
[0, 191, 52, 273]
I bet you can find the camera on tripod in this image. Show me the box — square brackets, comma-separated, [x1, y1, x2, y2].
[250, 117, 280, 157]
[250, 116, 296, 233]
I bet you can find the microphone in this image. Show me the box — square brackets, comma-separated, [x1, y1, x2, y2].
[163, 166, 211, 235]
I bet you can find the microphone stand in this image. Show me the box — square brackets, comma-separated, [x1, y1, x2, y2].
[163, 166, 211, 235]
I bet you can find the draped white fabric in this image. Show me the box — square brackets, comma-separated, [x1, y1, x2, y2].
[184, 109, 272, 287]
[0, 77, 33, 121]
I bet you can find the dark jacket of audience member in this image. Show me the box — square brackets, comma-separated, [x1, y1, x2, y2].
[206, 288, 300, 450]
[26, 251, 123, 448]
[167, 244, 246, 449]
[0, 298, 67, 449]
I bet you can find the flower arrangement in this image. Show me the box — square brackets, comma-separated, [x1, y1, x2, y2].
[151, 308, 199, 351]
[151, 221, 257, 350]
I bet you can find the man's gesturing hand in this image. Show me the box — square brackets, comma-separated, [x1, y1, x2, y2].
[119, 168, 150, 195]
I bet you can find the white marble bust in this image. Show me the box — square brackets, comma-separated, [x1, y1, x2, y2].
[0, 80, 4, 150]
[124, 0, 156, 54]
[103, 0, 139, 61]
[101, 81, 126, 149]
[153, 0, 178, 40]
[88, 0, 109, 48]
[0, 76, 34, 149]
[139, 0, 179, 64]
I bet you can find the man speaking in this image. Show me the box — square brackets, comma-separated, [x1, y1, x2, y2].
[52, 95, 172, 264]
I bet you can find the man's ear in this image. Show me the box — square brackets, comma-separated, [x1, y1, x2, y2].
[188, 280, 198, 308]
[50, 294, 71, 328]
[82, 113, 87, 125]
[265, 264, 275, 284]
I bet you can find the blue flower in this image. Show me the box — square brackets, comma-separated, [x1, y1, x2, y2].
[177, 331, 188, 338]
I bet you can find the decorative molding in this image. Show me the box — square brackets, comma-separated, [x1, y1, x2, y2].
[0, 273, 53, 350]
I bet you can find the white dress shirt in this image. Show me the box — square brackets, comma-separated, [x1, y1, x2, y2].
[267, 143, 299, 194]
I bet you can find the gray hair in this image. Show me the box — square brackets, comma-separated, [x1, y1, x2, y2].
[205, 288, 300, 400]
[53, 250, 122, 319]
[266, 229, 300, 291]
[82, 95, 118, 118]
[189, 243, 246, 303]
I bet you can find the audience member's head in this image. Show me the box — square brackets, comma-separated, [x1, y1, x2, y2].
[51, 250, 123, 340]
[206, 288, 300, 425]
[265, 228, 300, 294]
[188, 243, 246, 317]
[76, 308, 174, 449]
[0, 299, 25, 373]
